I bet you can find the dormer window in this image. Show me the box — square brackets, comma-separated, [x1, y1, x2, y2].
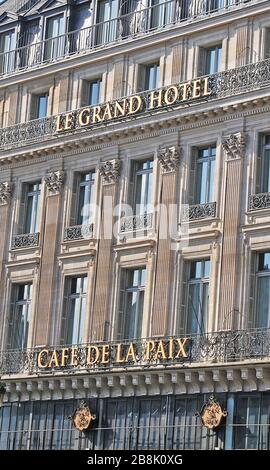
[0, 29, 15, 74]
[44, 15, 65, 61]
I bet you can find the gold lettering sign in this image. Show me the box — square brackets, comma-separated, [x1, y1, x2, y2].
[36, 337, 190, 370]
[55, 78, 211, 133]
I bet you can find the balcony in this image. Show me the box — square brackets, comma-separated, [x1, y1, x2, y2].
[182, 202, 217, 221]
[11, 232, 39, 250]
[248, 192, 270, 211]
[0, 0, 256, 79]
[0, 327, 270, 376]
[63, 224, 94, 242]
[2, 57, 270, 150]
[120, 213, 153, 232]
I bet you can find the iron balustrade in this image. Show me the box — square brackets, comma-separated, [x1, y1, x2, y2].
[1, 327, 270, 376]
[182, 202, 217, 221]
[0, 0, 256, 78]
[11, 232, 40, 249]
[248, 192, 270, 211]
[120, 212, 153, 232]
[63, 224, 94, 241]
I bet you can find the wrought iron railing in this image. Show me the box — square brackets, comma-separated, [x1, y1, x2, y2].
[1, 327, 270, 376]
[11, 232, 39, 249]
[248, 192, 270, 211]
[63, 224, 94, 241]
[120, 212, 153, 232]
[182, 202, 217, 221]
[1, 56, 270, 150]
[0, 0, 256, 78]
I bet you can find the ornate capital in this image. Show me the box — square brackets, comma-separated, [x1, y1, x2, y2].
[0, 181, 12, 205]
[45, 170, 65, 194]
[222, 132, 246, 160]
[157, 146, 181, 173]
[99, 159, 121, 185]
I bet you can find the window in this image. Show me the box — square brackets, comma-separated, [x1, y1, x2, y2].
[144, 63, 160, 90]
[0, 29, 15, 73]
[150, 0, 174, 29]
[8, 284, 32, 350]
[96, 0, 118, 45]
[259, 135, 270, 193]
[62, 276, 87, 345]
[255, 253, 270, 328]
[24, 182, 41, 234]
[186, 260, 210, 334]
[76, 172, 96, 225]
[89, 79, 101, 106]
[194, 145, 216, 204]
[205, 45, 222, 74]
[117, 267, 146, 340]
[44, 15, 65, 60]
[31, 94, 48, 120]
[133, 160, 153, 214]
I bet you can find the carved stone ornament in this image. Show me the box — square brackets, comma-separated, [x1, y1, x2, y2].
[0, 181, 12, 205]
[45, 170, 65, 194]
[158, 146, 181, 173]
[99, 159, 121, 185]
[222, 132, 246, 160]
[72, 401, 96, 432]
[197, 395, 227, 430]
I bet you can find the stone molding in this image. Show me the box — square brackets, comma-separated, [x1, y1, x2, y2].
[157, 145, 181, 173]
[45, 170, 65, 194]
[0, 181, 12, 205]
[222, 132, 246, 160]
[99, 159, 121, 185]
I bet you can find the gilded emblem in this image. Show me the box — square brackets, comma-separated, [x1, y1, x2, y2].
[72, 401, 96, 432]
[198, 395, 227, 430]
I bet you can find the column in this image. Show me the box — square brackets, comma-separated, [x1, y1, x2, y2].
[219, 133, 246, 330]
[35, 170, 65, 346]
[90, 159, 121, 341]
[151, 146, 181, 336]
[0, 182, 12, 322]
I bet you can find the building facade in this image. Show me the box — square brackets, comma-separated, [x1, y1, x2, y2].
[1, 0, 270, 450]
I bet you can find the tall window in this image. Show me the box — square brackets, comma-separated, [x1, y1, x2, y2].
[62, 276, 87, 345]
[133, 160, 153, 214]
[24, 182, 41, 234]
[150, 0, 174, 29]
[117, 267, 146, 340]
[0, 29, 15, 73]
[186, 260, 210, 334]
[96, 0, 118, 45]
[44, 15, 65, 60]
[89, 79, 101, 106]
[255, 253, 270, 328]
[76, 172, 96, 225]
[144, 63, 160, 90]
[8, 284, 32, 350]
[205, 45, 222, 75]
[194, 146, 216, 204]
[260, 135, 270, 193]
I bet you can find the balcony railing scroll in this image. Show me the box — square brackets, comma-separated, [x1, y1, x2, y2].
[120, 212, 153, 232]
[182, 202, 217, 221]
[0, 0, 256, 78]
[1, 327, 270, 376]
[63, 224, 94, 241]
[248, 192, 270, 211]
[11, 232, 40, 250]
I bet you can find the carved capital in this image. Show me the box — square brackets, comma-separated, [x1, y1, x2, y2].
[157, 146, 181, 173]
[222, 132, 246, 160]
[99, 159, 121, 185]
[0, 181, 12, 205]
[45, 170, 65, 194]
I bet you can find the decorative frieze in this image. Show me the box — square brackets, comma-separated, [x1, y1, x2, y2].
[182, 202, 217, 221]
[222, 132, 246, 160]
[0, 182, 12, 205]
[157, 146, 181, 173]
[45, 170, 65, 194]
[99, 159, 121, 185]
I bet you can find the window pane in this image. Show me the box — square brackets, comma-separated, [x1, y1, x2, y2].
[187, 283, 200, 334]
[37, 95, 48, 119]
[256, 276, 270, 327]
[262, 149, 270, 192]
[259, 253, 270, 271]
[89, 80, 101, 105]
